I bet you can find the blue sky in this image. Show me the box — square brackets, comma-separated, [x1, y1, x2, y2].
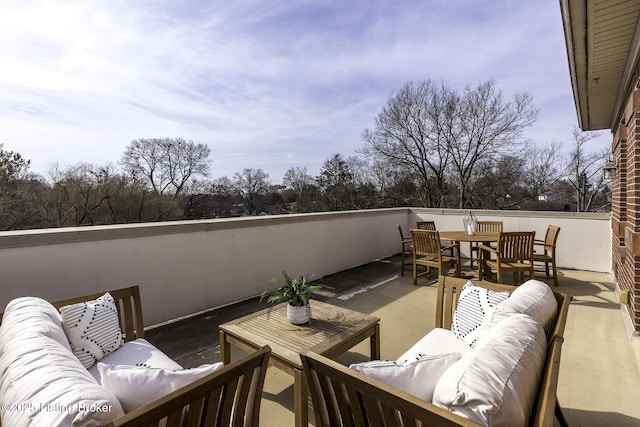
[0, 0, 610, 184]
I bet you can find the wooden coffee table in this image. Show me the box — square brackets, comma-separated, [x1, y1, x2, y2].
[219, 300, 380, 427]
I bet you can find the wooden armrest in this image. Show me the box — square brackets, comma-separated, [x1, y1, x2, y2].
[477, 244, 496, 253]
[441, 242, 459, 251]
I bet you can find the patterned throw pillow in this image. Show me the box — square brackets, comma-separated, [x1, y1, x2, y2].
[451, 282, 509, 347]
[60, 292, 124, 369]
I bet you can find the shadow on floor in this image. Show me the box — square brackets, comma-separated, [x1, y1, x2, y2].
[563, 408, 640, 427]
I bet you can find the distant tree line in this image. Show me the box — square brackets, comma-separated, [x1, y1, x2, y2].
[0, 79, 611, 231]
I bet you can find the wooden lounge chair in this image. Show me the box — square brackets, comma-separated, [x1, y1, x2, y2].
[301, 276, 571, 427]
[0, 287, 271, 427]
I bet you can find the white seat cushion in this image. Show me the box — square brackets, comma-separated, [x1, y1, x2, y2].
[88, 338, 182, 384]
[432, 313, 547, 427]
[396, 328, 472, 363]
[350, 352, 461, 401]
[0, 298, 124, 426]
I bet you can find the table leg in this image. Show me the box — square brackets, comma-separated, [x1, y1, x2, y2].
[294, 368, 308, 427]
[370, 323, 381, 360]
[219, 330, 231, 365]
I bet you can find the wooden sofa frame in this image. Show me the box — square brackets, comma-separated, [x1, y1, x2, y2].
[301, 276, 571, 427]
[0, 286, 271, 427]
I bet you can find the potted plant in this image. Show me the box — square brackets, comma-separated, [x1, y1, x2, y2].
[260, 271, 332, 324]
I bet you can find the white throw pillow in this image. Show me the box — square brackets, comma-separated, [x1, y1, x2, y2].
[349, 352, 461, 401]
[488, 279, 558, 334]
[60, 292, 124, 369]
[88, 338, 183, 385]
[433, 314, 547, 427]
[451, 282, 509, 347]
[98, 362, 224, 412]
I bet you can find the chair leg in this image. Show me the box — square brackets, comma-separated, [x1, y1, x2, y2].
[400, 252, 405, 276]
[551, 256, 558, 286]
[412, 262, 417, 285]
[555, 400, 569, 427]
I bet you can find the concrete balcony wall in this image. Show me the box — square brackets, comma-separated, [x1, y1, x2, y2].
[0, 209, 408, 326]
[0, 208, 611, 326]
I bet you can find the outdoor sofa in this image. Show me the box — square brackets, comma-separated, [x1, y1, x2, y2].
[0, 285, 271, 427]
[301, 275, 571, 427]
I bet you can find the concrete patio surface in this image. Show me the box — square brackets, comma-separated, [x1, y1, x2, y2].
[146, 256, 640, 426]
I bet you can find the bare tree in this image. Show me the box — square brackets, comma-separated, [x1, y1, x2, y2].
[449, 80, 538, 208]
[121, 138, 210, 197]
[316, 154, 355, 211]
[362, 80, 452, 207]
[521, 141, 565, 198]
[233, 168, 270, 216]
[362, 79, 537, 208]
[563, 127, 608, 212]
[283, 167, 314, 199]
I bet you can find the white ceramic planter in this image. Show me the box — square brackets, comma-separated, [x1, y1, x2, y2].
[287, 304, 311, 325]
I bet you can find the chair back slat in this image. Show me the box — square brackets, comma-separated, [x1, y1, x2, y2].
[498, 232, 534, 262]
[477, 221, 503, 233]
[411, 229, 441, 257]
[416, 221, 437, 230]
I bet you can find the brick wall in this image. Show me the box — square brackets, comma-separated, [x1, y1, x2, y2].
[613, 90, 640, 332]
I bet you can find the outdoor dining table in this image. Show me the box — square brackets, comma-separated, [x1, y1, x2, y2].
[438, 231, 500, 243]
[439, 231, 500, 278]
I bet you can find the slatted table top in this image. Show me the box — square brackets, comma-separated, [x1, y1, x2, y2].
[219, 300, 380, 370]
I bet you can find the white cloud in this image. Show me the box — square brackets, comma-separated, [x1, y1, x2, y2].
[0, 0, 610, 184]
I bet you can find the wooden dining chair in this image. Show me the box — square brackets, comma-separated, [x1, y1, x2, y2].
[397, 224, 413, 276]
[533, 225, 561, 286]
[411, 229, 460, 285]
[470, 221, 503, 268]
[416, 220, 437, 230]
[477, 231, 535, 285]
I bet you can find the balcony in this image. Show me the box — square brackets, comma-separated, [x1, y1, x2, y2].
[1, 208, 638, 425]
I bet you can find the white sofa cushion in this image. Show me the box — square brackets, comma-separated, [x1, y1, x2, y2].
[432, 313, 547, 427]
[486, 279, 558, 334]
[396, 328, 472, 362]
[451, 281, 509, 347]
[60, 292, 125, 369]
[350, 352, 461, 401]
[98, 362, 223, 412]
[0, 296, 71, 351]
[0, 298, 125, 426]
[88, 338, 183, 384]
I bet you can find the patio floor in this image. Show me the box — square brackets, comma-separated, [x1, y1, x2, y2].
[145, 256, 640, 427]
